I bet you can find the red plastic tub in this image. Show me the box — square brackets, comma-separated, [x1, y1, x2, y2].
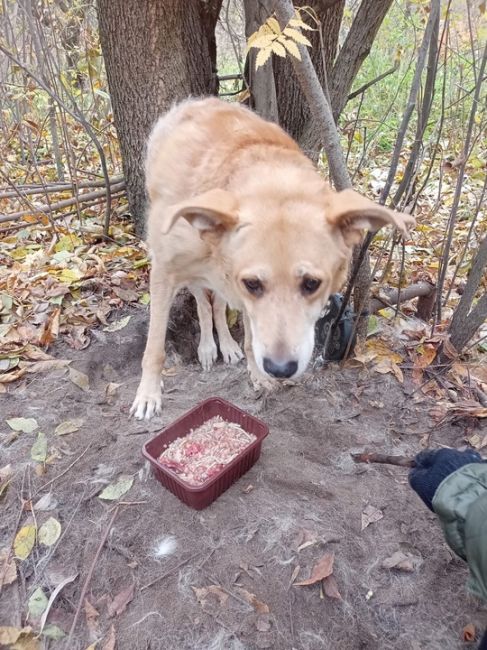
[142, 397, 269, 510]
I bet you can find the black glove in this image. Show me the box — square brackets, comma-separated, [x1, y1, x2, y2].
[408, 448, 483, 512]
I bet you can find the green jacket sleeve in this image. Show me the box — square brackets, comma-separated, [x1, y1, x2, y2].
[432, 463, 487, 602]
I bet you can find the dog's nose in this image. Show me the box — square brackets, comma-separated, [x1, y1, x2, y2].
[263, 358, 298, 379]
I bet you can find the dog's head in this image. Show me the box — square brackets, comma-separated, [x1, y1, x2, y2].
[162, 187, 414, 380]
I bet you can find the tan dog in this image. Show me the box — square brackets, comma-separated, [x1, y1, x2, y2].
[131, 98, 414, 419]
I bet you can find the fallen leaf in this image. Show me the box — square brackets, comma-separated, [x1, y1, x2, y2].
[102, 624, 116, 650]
[31, 432, 47, 463]
[38, 517, 62, 546]
[41, 624, 65, 640]
[289, 564, 301, 588]
[294, 552, 334, 586]
[84, 598, 100, 640]
[107, 583, 135, 617]
[39, 574, 77, 634]
[361, 504, 384, 530]
[34, 493, 57, 511]
[236, 588, 269, 613]
[103, 315, 131, 332]
[55, 418, 84, 436]
[68, 367, 90, 392]
[0, 548, 17, 586]
[382, 551, 420, 572]
[0, 464, 13, 500]
[242, 484, 254, 494]
[467, 433, 487, 450]
[0, 627, 32, 645]
[323, 575, 342, 600]
[98, 475, 134, 501]
[28, 586, 48, 619]
[463, 623, 476, 642]
[6, 417, 38, 433]
[14, 525, 36, 560]
[193, 585, 229, 607]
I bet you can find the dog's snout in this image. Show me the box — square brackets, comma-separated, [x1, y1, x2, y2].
[263, 358, 298, 379]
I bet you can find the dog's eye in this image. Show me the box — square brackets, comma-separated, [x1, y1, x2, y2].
[301, 277, 321, 295]
[242, 278, 264, 296]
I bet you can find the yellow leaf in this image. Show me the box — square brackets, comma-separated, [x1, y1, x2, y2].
[0, 627, 31, 645]
[281, 38, 302, 60]
[54, 234, 82, 253]
[248, 33, 276, 50]
[266, 16, 281, 34]
[289, 17, 314, 30]
[57, 268, 84, 285]
[255, 47, 273, 69]
[38, 517, 62, 546]
[14, 525, 36, 561]
[271, 41, 286, 56]
[283, 27, 312, 46]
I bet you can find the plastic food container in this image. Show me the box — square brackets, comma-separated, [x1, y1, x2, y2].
[142, 397, 269, 510]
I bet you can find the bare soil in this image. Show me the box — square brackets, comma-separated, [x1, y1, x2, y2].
[1, 309, 486, 650]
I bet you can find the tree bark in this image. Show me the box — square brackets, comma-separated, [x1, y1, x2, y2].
[448, 234, 487, 354]
[96, 0, 222, 234]
[243, 0, 279, 122]
[329, 0, 394, 121]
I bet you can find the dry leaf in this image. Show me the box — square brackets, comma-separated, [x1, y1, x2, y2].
[55, 418, 84, 436]
[289, 565, 300, 588]
[192, 585, 229, 607]
[361, 505, 384, 530]
[98, 475, 133, 501]
[463, 623, 476, 642]
[104, 315, 131, 332]
[34, 493, 57, 511]
[0, 464, 13, 500]
[14, 524, 36, 561]
[68, 367, 90, 391]
[102, 624, 116, 650]
[6, 417, 38, 433]
[382, 551, 420, 572]
[323, 575, 342, 600]
[107, 583, 135, 617]
[0, 548, 17, 587]
[0, 627, 32, 645]
[294, 552, 334, 586]
[236, 588, 269, 614]
[31, 432, 47, 462]
[38, 517, 62, 546]
[84, 598, 100, 640]
[27, 587, 48, 620]
[39, 574, 77, 634]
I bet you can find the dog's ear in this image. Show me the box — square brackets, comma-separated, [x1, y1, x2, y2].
[325, 189, 415, 246]
[162, 189, 238, 235]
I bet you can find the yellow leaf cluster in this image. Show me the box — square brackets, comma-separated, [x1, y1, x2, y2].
[247, 10, 313, 70]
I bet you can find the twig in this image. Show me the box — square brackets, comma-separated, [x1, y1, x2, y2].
[0, 175, 124, 200]
[351, 452, 415, 468]
[34, 441, 92, 498]
[0, 182, 125, 223]
[347, 63, 399, 102]
[140, 552, 202, 592]
[64, 505, 120, 650]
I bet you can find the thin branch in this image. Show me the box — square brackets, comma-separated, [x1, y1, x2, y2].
[347, 63, 399, 102]
[351, 452, 415, 468]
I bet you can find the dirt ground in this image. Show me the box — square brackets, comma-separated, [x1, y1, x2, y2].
[1, 309, 486, 650]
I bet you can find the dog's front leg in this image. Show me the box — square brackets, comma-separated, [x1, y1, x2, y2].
[212, 294, 243, 365]
[242, 311, 277, 392]
[193, 288, 218, 371]
[131, 265, 174, 419]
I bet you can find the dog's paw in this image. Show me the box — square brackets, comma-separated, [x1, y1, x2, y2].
[248, 369, 278, 393]
[130, 389, 162, 420]
[220, 338, 244, 365]
[198, 340, 218, 371]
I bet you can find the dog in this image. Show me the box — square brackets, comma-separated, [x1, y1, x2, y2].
[131, 97, 414, 419]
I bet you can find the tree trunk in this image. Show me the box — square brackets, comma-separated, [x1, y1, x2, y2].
[329, 0, 394, 121]
[96, 0, 222, 234]
[447, 234, 487, 354]
[243, 0, 279, 122]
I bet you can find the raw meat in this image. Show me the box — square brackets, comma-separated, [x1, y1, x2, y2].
[158, 416, 256, 486]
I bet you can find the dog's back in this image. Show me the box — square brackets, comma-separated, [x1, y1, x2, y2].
[145, 98, 302, 208]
